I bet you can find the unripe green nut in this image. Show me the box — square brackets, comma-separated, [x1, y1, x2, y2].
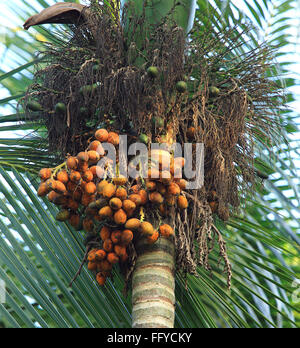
[27, 101, 42, 112]
[147, 66, 159, 78]
[152, 117, 164, 128]
[55, 102, 66, 114]
[92, 64, 100, 73]
[209, 86, 220, 97]
[56, 209, 70, 222]
[176, 81, 187, 93]
[139, 133, 149, 144]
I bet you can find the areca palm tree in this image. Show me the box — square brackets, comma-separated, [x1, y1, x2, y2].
[0, 0, 299, 329]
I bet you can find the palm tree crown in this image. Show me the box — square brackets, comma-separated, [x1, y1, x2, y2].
[0, 0, 299, 328]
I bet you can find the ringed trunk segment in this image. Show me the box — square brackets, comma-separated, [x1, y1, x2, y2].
[132, 236, 176, 328]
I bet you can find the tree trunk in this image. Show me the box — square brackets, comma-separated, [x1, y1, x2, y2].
[132, 235, 175, 328]
[125, 0, 196, 329]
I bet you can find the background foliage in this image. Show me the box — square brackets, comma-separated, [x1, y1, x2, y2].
[0, 0, 299, 328]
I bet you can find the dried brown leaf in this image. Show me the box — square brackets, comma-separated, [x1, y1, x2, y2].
[23, 2, 88, 30]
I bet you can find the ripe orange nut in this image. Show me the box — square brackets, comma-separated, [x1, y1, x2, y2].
[121, 229, 133, 245]
[47, 190, 60, 203]
[109, 197, 123, 210]
[95, 128, 109, 142]
[122, 199, 136, 215]
[88, 140, 101, 151]
[113, 175, 127, 186]
[82, 170, 94, 182]
[103, 239, 114, 253]
[68, 214, 80, 229]
[83, 218, 94, 232]
[111, 230, 122, 244]
[89, 165, 98, 178]
[130, 184, 140, 194]
[167, 182, 181, 196]
[114, 209, 127, 225]
[95, 249, 106, 261]
[87, 262, 97, 271]
[96, 273, 106, 286]
[107, 252, 119, 264]
[114, 244, 127, 258]
[138, 189, 148, 205]
[97, 180, 109, 194]
[87, 150, 100, 163]
[159, 224, 174, 238]
[100, 226, 111, 241]
[115, 187, 127, 200]
[187, 126, 196, 139]
[125, 218, 141, 231]
[176, 178, 187, 190]
[99, 206, 113, 220]
[139, 221, 154, 236]
[97, 270, 111, 278]
[37, 183, 49, 197]
[54, 180, 67, 194]
[66, 156, 78, 170]
[77, 151, 89, 163]
[98, 260, 113, 272]
[84, 182, 97, 195]
[107, 132, 119, 146]
[78, 161, 89, 172]
[72, 189, 83, 202]
[56, 170, 69, 184]
[128, 194, 142, 206]
[87, 249, 97, 262]
[177, 195, 188, 209]
[39, 168, 52, 181]
[67, 198, 79, 211]
[157, 182, 167, 195]
[66, 181, 77, 193]
[53, 194, 68, 206]
[102, 183, 116, 199]
[69, 170, 81, 183]
[45, 178, 57, 191]
[146, 181, 156, 191]
[81, 193, 95, 207]
[149, 191, 164, 205]
[147, 230, 159, 244]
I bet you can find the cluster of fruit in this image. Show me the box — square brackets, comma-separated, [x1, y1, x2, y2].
[37, 128, 119, 229]
[86, 221, 174, 286]
[36, 127, 189, 286]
